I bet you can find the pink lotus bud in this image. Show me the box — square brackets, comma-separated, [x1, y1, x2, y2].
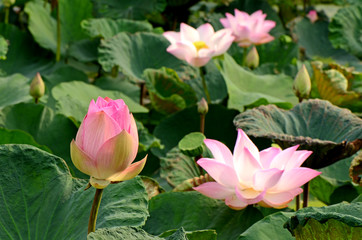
[197, 98, 209, 115]
[163, 23, 235, 67]
[245, 46, 259, 69]
[194, 129, 321, 209]
[307, 10, 318, 23]
[293, 64, 311, 100]
[70, 97, 147, 189]
[220, 9, 276, 47]
[29, 72, 45, 103]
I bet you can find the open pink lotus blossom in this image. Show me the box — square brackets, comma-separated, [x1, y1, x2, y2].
[194, 129, 321, 209]
[163, 23, 234, 67]
[70, 97, 147, 189]
[307, 10, 318, 23]
[220, 9, 276, 47]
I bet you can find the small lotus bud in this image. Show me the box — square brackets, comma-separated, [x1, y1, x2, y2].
[3, 0, 16, 7]
[245, 46, 259, 69]
[307, 10, 318, 23]
[90, 176, 110, 189]
[29, 72, 45, 103]
[293, 64, 311, 101]
[197, 98, 208, 115]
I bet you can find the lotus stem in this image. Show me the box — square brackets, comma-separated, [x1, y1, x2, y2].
[199, 67, 211, 103]
[139, 82, 145, 106]
[4, 7, 9, 24]
[88, 188, 104, 234]
[200, 114, 205, 134]
[55, 2, 61, 62]
[295, 194, 300, 210]
[302, 182, 309, 208]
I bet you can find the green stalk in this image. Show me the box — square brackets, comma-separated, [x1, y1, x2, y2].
[199, 67, 211, 103]
[88, 188, 104, 234]
[56, 2, 61, 62]
[4, 7, 9, 24]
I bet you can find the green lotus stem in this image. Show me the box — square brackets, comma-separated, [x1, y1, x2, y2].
[4, 7, 9, 24]
[302, 182, 309, 208]
[199, 67, 211, 103]
[88, 188, 104, 234]
[295, 194, 300, 210]
[56, 2, 61, 62]
[200, 114, 205, 134]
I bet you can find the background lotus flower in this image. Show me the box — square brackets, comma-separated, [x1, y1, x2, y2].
[307, 10, 318, 23]
[194, 129, 321, 209]
[163, 23, 234, 67]
[70, 97, 147, 189]
[220, 9, 276, 47]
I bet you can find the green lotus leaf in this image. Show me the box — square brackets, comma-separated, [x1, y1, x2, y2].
[82, 18, 154, 39]
[0, 23, 57, 77]
[0, 144, 148, 239]
[238, 212, 295, 240]
[285, 202, 362, 239]
[0, 74, 32, 109]
[98, 32, 195, 83]
[143, 67, 198, 115]
[329, 4, 362, 58]
[160, 228, 217, 240]
[143, 191, 264, 240]
[215, 54, 298, 111]
[312, 62, 362, 112]
[92, 0, 166, 20]
[178, 132, 206, 157]
[291, 17, 361, 70]
[51, 81, 148, 123]
[310, 154, 360, 205]
[137, 121, 163, 153]
[152, 104, 239, 157]
[24, 0, 92, 55]
[234, 99, 362, 169]
[88, 227, 166, 240]
[0, 35, 8, 60]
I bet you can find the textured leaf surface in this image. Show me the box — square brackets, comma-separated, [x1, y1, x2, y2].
[144, 67, 197, 114]
[92, 0, 166, 20]
[234, 99, 362, 169]
[88, 227, 163, 240]
[82, 18, 153, 39]
[0, 103, 82, 177]
[329, 4, 362, 58]
[285, 202, 362, 239]
[51, 81, 148, 123]
[144, 191, 264, 240]
[0, 144, 148, 240]
[216, 54, 297, 111]
[0, 74, 32, 108]
[24, 0, 92, 54]
[98, 32, 194, 82]
[238, 212, 294, 240]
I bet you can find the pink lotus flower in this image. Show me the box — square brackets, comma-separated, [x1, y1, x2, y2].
[194, 129, 321, 209]
[163, 23, 234, 67]
[70, 97, 147, 189]
[220, 9, 276, 47]
[307, 10, 318, 23]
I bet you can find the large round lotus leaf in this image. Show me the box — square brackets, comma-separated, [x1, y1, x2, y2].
[329, 4, 362, 58]
[143, 191, 264, 240]
[51, 81, 148, 123]
[92, 0, 166, 20]
[291, 17, 360, 68]
[98, 32, 195, 83]
[238, 212, 294, 240]
[81, 18, 154, 39]
[24, 0, 92, 55]
[234, 99, 362, 169]
[285, 202, 362, 239]
[0, 74, 32, 109]
[0, 102, 83, 178]
[215, 54, 298, 111]
[0, 23, 57, 77]
[0, 144, 148, 239]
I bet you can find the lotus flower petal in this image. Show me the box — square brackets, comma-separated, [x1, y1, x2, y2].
[193, 182, 234, 199]
[225, 194, 248, 210]
[204, 139, 233, 166]
[259, 147, 281, 168]
[107, 155, 147, 182]
[261, 188, 303, 208]
[197, 159, 239, 187]
[70, 140, 96, 177]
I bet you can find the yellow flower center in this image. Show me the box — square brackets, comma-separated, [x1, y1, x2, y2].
[193, 41, 209, 51]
